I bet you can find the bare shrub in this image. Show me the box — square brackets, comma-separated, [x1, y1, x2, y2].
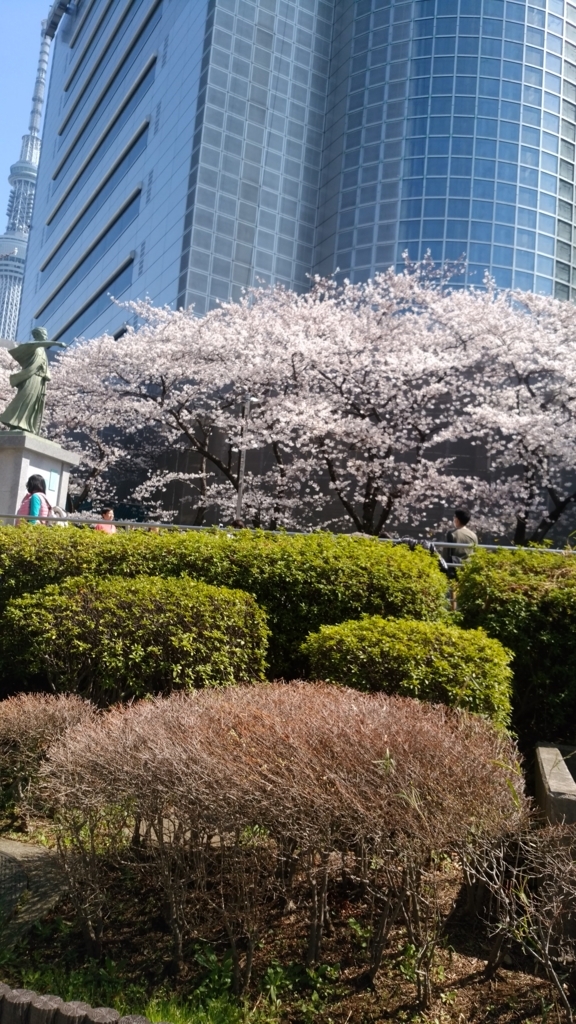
[0, 693, 95, 816]
[31, 703, 145, 958]
[37, 683, 525, 1001]
[467, 826, 576, 1023]
[181, 684, 524, 999]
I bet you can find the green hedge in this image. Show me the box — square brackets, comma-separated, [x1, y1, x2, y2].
[0, 529, 447, 678]
[457, 549, 576, 746]
[301, 615, 512, 726]
[0, 576, 268, 703]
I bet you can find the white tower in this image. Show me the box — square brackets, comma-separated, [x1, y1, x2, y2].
[0, 24, 51, 342]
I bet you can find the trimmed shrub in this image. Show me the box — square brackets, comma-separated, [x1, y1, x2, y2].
[457, 549, 576, 746]
[301, 615, 513, 726]
[0, 528, 447, 678]
[0, 576, 268, 703]
[0, 693, 95, 805]
[40, 684, 524, 985]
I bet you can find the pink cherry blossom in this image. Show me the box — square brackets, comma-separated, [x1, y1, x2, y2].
[22, 261, 576, 542]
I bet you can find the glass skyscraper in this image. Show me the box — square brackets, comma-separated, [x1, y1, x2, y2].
[316, 0, 575, 298]
[17, 0, 576, 347]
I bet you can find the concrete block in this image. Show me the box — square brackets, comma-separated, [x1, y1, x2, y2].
[535, 743, 576, 824]
[0, 431, 79, 521]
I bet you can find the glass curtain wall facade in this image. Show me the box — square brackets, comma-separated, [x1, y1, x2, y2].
[19, 0, 211, 342]
[18, 0, 332, 341]
[18, 0, 576, 346]
[316, 0, 576, 298]
[177, 0, 331, 314]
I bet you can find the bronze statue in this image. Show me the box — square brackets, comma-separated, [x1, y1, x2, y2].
[0, 327, 65, 435]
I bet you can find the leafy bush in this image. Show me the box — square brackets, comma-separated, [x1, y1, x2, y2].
[0, 576, 268, 703]
[457, 548, 576, 745]
[301, 616, 512, 726]
[0, 529, 446, 677]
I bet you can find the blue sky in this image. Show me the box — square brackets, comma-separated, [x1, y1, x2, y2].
[0, 1, 52, 226]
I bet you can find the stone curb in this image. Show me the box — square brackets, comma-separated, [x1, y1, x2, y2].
[535, 742, 576, 824]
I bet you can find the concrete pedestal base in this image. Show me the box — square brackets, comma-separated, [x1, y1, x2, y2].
[0, 431, 80, 521]
[535, 742, 576, 824]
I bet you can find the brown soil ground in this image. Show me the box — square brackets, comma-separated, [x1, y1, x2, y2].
[0, 856, 564, 1024]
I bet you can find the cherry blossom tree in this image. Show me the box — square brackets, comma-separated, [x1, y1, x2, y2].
[28, 261, 576, 541]
[45, 298, 316, 523]
[288, 268, 478, 534]
[41, 270, 478, 531]
[430, 281, 576, 543]
[0, 346, 15, 408]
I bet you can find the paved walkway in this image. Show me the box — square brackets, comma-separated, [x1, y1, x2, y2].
[0, 838, 66, 948]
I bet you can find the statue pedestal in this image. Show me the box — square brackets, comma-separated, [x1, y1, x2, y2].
[0, 431, 80, 520]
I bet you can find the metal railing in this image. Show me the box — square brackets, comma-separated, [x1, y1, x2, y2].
[1, 513, 574, 555]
